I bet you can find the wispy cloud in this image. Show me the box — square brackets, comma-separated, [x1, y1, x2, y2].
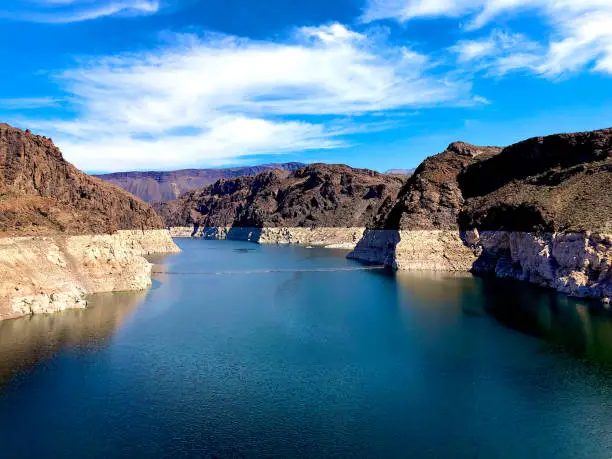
[0, 97, 62, 109]
[23, 23, 472, 171]
[0, 0, 160, 23]
[449, 30, 542, 77]
[362, 0, 612, 78]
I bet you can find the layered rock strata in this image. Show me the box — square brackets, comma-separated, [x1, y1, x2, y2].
[172, 225, 365, 249]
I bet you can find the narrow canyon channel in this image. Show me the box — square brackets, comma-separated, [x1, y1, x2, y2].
[1, 238, 611, 458]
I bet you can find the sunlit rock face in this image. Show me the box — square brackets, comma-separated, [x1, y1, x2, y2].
[349, 128, 612, 302]
[0, 230, 179, 321]
[0, 123, 180, 320]
[157, 162, 405, 249]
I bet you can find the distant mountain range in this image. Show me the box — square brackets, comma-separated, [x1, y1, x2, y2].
[95, 162, 305, 203]
[384, 168, 415, 175]
[153, 163, 404, 228]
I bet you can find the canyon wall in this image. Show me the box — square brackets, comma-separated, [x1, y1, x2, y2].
[349, 129, 612, 302]
[95, 162, 305, 203]
[349, 229, 612, 301]
[157, 163, 404, 248]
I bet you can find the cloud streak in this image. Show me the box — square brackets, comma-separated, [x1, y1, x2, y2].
[24, 24, 471, 171]
[0, 0, 160, 23]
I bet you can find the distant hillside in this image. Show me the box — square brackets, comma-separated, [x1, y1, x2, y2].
[384, 168, 415, 176]
[153, 164, 405, 228]
[95, 162, 306, 203]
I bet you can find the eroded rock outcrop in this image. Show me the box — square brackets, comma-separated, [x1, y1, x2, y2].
[0, 123, 166, 236]
[0, 124, 179, 320]
[349, 128, 612, 301]
[0, 230, 178, 321]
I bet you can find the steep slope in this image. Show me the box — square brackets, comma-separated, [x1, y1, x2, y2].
[383, 142, 502, 231]
[156, 163, 405, 247]
[0, 123, 179, 320]
[0, 123, 164, 235]
[350, 127, 612, 301]
[458, 128, 612, 232]
[95, 162, 305, 203]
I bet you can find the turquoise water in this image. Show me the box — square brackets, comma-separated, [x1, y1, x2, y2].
[0, 238, 611, 458]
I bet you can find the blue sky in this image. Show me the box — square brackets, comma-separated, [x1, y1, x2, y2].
[1, 0, 611, 173]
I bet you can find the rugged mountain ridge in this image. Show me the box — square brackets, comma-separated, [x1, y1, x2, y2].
[96, 162, 305, 203]
[350, 128, 612, 301]
[156, 164, 404, 227]
[0, 123, 179, 320]
[155, 163, 405, 247]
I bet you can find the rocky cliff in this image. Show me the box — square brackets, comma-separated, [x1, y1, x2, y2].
[156, 163, 405, 247]
[0, 123, 166, 235]
[350, 128, 612, 302]
[0, 123, 179, 320]
[95, 162, 305, 203]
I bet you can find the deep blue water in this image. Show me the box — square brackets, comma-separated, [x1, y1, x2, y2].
[0, 239, 611, 458]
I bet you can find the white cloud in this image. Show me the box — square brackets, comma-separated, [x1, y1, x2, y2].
[363, 0, 612, 77]
[0, 0, 159, 23]
[24, 24, 471, 171]
[450, 30, 541, 76]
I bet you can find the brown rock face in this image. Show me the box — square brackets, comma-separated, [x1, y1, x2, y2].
[459, 128, 612, 232]
[95, 162, 305, 203]
[382, 142, 502, 230]
[0, 123, 164, 235]
[373, 128, 611, 233]
[154, 163, 405, 229]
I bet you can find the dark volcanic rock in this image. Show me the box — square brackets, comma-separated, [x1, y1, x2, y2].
[0, 123, 164, 235]
[96, 162, 306, 203]
[154, 164, 405, 228]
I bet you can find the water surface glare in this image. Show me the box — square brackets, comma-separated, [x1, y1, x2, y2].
[0, 238, 611, 458]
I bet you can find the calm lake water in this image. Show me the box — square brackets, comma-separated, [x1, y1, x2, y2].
[0, 238, 611, 458]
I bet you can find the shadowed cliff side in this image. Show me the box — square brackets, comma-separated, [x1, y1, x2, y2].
[458, 128, 612, 232]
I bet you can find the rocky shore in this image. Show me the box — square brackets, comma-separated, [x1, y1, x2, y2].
[146, 127, 612, 302]
[348, 229, 612, 301]
[0, 124, 180, 320]
[0, 230, 179, 321]
[170, 225, 365, 248]
[350, 128, 612, 302]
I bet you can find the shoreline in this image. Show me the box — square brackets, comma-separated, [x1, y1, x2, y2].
[0, 229, 180, 321]
[170, 225, 612, 303]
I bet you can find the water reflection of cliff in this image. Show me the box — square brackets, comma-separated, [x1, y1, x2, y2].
[393, 271, 612, 366]
[0, 291, 146, 389]
[480, 278, 612, 366]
